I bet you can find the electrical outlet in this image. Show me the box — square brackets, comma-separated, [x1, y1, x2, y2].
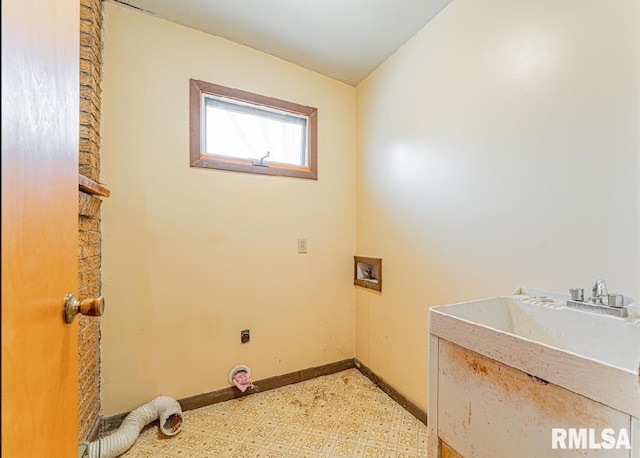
[297, 238, 307, 254]
[241, 329, 250, 344]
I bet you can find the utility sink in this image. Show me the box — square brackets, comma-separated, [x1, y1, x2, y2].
[429, 287, 640, 418]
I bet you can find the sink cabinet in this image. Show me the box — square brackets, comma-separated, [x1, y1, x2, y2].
[431, 338, 634, 457]
[427, 288, 640, 457]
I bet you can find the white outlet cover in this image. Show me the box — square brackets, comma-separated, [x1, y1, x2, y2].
[298, 238, 307, 253]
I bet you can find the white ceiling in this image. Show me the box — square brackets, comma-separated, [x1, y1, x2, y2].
[110, 0, 452, 86]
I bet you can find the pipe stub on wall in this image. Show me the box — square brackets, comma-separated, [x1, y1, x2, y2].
[229, 365, 251, 384]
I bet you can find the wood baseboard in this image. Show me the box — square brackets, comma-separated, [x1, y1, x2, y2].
[85, 415, 101, 442]
[102, 358, 355, 433]
[101, 357, 428, 433]
[101, 411, 128, 434]
[180, 358, 355, 411]
[354, 358, 428, 425]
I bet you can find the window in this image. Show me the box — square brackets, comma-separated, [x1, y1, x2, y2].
[190, 79, 318, 179]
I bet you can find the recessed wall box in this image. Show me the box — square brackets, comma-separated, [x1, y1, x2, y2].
[354, 256, 382, 292]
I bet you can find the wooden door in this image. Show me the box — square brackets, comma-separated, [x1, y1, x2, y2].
[2, 0, 80, 456]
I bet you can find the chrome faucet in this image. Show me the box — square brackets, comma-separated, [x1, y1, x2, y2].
[590, 278, 609, 305]
[566, 279, 630, 318]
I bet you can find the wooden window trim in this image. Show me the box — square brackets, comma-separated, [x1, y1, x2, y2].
[190, 79, 318, 180]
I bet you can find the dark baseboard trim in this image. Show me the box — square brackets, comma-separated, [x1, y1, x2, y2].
[180, 358, 355, 411]
[100, 357, 427, 432]
[102, 358, 355, 433]
[101, 411, 128, 434]
[85, 415, 102, 442]
[354, 358, 428, 426]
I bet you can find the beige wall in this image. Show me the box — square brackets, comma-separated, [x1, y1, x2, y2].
[101, 0, 639, 417]
[356, 0, 639, 411]
[100, 3, 356, 415]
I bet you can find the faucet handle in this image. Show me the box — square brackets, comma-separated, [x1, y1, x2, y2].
[569, 288, 584, 301]
[608, 294, 625, 308]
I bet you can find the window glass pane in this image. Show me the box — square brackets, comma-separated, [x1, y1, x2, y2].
[203, 95, 308, 166]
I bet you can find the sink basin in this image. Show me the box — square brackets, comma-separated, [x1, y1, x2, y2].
[429, 287, 640, 418]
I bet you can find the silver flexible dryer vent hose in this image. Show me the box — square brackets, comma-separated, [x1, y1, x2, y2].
[84, 396, 184, 458]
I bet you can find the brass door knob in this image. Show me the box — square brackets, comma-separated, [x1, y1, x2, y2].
[64, 294, 105, 323]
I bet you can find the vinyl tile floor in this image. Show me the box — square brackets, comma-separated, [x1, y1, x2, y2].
[120, 368, 429, 457]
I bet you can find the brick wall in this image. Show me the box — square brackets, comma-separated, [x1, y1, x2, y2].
[80, 0, 102, 182]
[78, 0, 104, 441]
